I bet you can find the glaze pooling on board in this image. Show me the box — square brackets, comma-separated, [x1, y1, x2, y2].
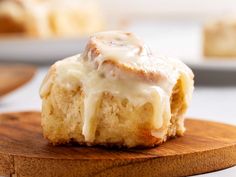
[40, 31, 194, 142]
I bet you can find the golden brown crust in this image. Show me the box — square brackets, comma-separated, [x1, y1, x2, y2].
[0, 0, 26, 35]
[44, 135, 164, 149]
[0, 16, 25, 34]
[137, 129, 163, 147]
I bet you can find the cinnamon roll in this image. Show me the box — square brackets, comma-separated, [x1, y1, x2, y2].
[40, 31, 194, 148]
[0, 0, 104, 38]
[204, 16, 236, 58]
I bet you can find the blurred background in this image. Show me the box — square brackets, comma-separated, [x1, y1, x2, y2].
[0, 0, 236, 176]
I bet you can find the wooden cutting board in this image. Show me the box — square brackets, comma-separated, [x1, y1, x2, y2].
[0, 64, 36, 97]
[0, 111, 235, 177]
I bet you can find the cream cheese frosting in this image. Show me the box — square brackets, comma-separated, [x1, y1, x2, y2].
[40, 31, 194, 142]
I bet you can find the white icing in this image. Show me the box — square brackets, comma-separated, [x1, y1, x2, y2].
[40, 31, 194, 142]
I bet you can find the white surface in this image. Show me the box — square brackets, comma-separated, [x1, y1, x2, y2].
[0, 37, 87, 63]
[101, 0, 236, 20]
[0, 68, 235, 176]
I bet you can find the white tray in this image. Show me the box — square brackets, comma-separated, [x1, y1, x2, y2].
[0, 37, 87, 63]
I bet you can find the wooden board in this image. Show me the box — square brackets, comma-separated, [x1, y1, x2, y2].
[0, 111, 235, 177]
[0, 65, 36, 97]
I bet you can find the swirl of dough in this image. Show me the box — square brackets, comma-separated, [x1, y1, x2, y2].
[82, 31, 188, 85]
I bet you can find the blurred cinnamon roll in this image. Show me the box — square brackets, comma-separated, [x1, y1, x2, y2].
[40, 31, 194, 148]
[204, 16, 236, 58]
[0, 0, 104, 38]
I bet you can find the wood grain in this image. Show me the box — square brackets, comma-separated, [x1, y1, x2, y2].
[0, 64, 36, 97]
[0, 111, 235, 177]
